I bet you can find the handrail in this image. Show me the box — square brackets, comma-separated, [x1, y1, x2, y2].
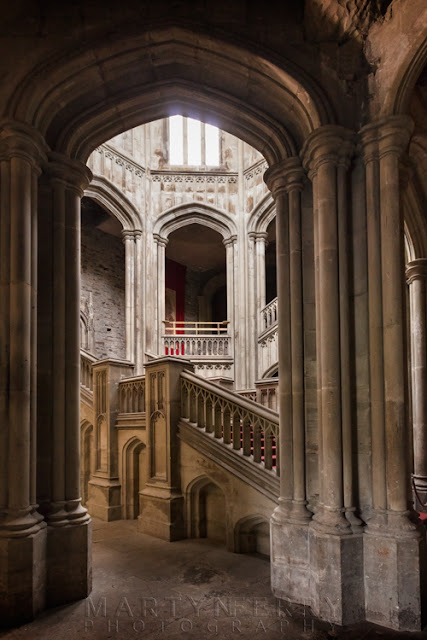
[180, 370, 279, 473]
[80, 348, 97, 363]
[163, 320, 229, 335]
[181, 370, 279, 427]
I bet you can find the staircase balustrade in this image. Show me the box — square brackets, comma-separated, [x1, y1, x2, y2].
[180, 370, 279, 474]
[80, 349, 97, 391]
[119, 376, 146, 413]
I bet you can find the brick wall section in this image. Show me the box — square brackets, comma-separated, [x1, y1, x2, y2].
[81, 223, 126, 359]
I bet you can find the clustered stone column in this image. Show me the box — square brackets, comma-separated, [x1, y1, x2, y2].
[223, 235, 237, 361]
[0, 121, 48, 625]
[302, 126, 358, 535]
[264, 157, 311, 603]
[301, 127, 364, 624]
[37, 151, 92, 606]
[154, 234, 168, 354]
[360, 115, 425, 631]
[407, 259, 427, 512]
[247, 230, 268, 386]
[123, 230, 135, 362]
[122, 229, 144, 372]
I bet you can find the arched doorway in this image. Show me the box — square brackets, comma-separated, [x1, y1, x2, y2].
[188, 476, 227, 546]
[164, 223, 227, 353]
[80, 421, 94, 506]
[122, 438, 146, 520]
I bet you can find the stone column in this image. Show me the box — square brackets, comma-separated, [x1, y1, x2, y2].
[360, 125, 387, 524]
[302, 127, 364, 625]
[0, 121, 47, 625]
[407, 259, 427, 512]
[224, 235, 236, 364]
[360, 116, 426, 632]
[247, 232, 257, 387]
[37, 151, 92, 607]
[134, 230, 145, 374]
[123, 230, 135, 363]
[154, 234, 168, 355]
[255, 232, 268, 335]
[287, 163, 311, 523]
[264, 157, 311, 605]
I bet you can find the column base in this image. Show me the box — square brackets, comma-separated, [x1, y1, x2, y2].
[309, 525, 364, 625]
[413, 475, 427, 513]
[270, 511, 311, 605]
[364, 526, 427, 631]
[0, 527, 47, 627]
[46, 519, 92, 607]
[138, 487, 185, 541]
[87, 477, 122, 521]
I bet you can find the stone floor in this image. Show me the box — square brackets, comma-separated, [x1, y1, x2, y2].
[0, 518, 426, 640]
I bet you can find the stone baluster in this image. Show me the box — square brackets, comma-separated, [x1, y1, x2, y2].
[406, 259, 427, 512]
[0, 121, 47, 625]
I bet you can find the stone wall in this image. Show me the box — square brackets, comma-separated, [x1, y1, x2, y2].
[81, 223, 126, 359]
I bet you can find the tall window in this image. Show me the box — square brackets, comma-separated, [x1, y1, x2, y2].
[169, 116, 220, 167]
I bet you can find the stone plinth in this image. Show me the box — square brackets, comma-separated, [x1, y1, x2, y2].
[270, 516, 310, 605]
[87, 478, 122, 521]
[46, 520, 92, 607]
[309, 527, 364, 626]
[0, 528, 46, 627]
[364, 529, 427, 631]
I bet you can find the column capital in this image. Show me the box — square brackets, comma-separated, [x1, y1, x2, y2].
[153, 233, 168, 247]
[359, 115, 414, 164]
[223, 234, 237, 247]
[122, 229, 136, 243]
[263, 156, 304, 198]
[0, 119, 48, 171]
[248, 231, 268, 243]
[406, 258, 427, 284]
[42, 151, 92, 195]
[301, 125, 355, 179]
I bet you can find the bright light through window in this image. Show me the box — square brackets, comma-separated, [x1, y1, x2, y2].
[187, 118, 202, 165]
[169, 115, 183, 165]
[169, 116, 219, 166]
[205, 123, 219, 166]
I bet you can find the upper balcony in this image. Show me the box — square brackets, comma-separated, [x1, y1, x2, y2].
[162, 320, 233, 383]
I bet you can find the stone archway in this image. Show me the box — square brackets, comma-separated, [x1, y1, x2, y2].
[187, 476, 228, 546]
[80, 420, 94, 507]
[122, 437, 146, 520]
[234, 514, 270, 557]
[3, 8, 426, 633]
